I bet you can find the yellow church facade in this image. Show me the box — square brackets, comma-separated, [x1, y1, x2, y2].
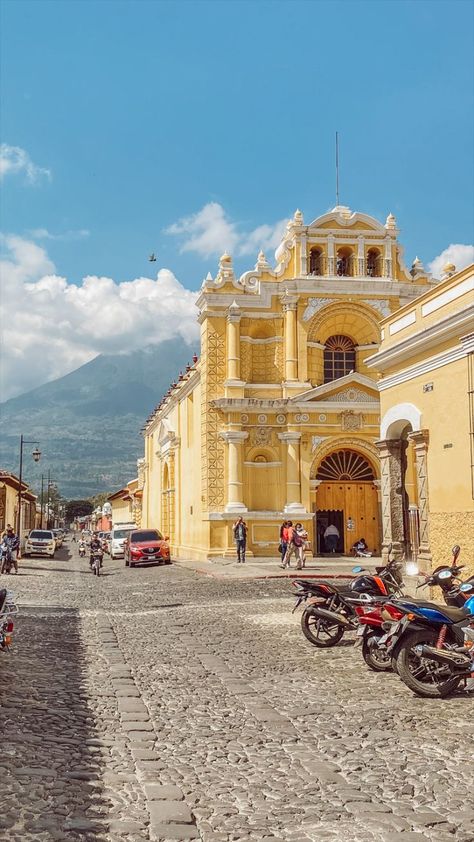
[141, 206, 432, 560]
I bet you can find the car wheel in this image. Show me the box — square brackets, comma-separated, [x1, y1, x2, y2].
[166, 559, 172, 565]
[49, 553, 55, 559]
[129, 562, 135, 568]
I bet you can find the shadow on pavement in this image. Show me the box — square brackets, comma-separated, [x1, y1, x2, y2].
[0, 606, 110, 839]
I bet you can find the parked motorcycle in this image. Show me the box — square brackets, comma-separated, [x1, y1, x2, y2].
[0, 587, 18, 652]
[379, 583, 474, 697]
[353, 545, 473, 673]
[292, 549, 404, 648]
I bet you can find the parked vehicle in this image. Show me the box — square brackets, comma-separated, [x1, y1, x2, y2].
[380, 586, 474, 697]
[23, 529, 56, 559]
[292, 551, 404, 648]
[0, 588, 18, 652]
[351, 595, 405, 671]
[110, 524, 136, 559]
[124, 529, 171, 568]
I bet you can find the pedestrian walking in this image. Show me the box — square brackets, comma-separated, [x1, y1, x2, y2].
[232, 517, 247, 563]
[294, 522, 308, 570]
[324, 523, 340, 553]
[281, 521, 298, 569]
[278, 520, 289, 566]
[1, 526, 20, 573]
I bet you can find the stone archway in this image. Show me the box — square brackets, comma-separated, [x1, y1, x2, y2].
[311, 442, 381, 555]
[378, 403, 430, 566]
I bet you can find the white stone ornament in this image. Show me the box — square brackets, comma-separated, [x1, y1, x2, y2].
[276, 414, 286, 425]
[257, 414, 267, 424]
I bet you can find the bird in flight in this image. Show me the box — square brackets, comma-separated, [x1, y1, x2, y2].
[149, 253, 157, 262]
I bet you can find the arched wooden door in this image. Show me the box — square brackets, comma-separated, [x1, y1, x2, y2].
[314, 450, 380, 554]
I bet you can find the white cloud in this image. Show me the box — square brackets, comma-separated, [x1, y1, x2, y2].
[0, 234, 199, 401]
[428, 244, 474, 279]
[166, 202, 289, 260]
[29, 228, 90, 242]
[0, 144, 51, 184]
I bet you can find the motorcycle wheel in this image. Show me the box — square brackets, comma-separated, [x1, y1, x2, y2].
[396, 629, 461, 698]
[301, 608, 345, 648]
[362, 632, 393, 672]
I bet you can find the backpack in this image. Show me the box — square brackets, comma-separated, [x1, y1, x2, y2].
[293, 532, 303, 547]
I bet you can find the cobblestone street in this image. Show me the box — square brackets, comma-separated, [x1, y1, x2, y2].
[1, 541, 473, 842]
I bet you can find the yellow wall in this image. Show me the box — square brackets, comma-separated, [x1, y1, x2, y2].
[371, 263, 474, 575]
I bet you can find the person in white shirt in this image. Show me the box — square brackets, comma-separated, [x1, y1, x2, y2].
[324, 523, 340, 553]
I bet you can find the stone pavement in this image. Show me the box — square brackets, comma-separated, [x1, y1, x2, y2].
[1, 540, 472, 842]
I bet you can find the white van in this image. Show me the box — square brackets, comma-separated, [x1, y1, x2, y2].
[110, 523, 136, 559]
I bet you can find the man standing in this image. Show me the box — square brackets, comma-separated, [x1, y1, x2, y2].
[232, 517, 247, 564]
[324, 523, 340, 553]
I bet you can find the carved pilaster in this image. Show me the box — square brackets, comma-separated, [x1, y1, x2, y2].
[376, 438, 406, 563]
[408, 429, 431, 566]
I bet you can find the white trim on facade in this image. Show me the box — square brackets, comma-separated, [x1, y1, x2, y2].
[378, 337, 474, 391]
[389, 310, 416, 335]
[381, 403, 422, 439]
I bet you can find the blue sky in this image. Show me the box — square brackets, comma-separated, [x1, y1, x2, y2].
[1, 0, 473, 397]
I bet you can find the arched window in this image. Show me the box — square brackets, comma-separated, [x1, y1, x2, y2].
[309, 248, 323, 276]
[316, 449, 375, 481]
[323, 335, 356, 383]
[336, 247, 354, 277]
[367, 248, 381, 277]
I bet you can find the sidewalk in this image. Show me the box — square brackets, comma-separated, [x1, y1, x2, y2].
[173, 554, 382, 581]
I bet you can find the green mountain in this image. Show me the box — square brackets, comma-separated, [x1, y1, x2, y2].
[0, 341, 194, 498]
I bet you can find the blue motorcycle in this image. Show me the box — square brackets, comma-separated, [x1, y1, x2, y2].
[382, 585, 474, 698]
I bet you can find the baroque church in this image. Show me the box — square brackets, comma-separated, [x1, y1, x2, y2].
[140, 205, 432, 560]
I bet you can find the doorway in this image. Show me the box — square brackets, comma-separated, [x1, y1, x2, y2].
[315, 509, 344, 554]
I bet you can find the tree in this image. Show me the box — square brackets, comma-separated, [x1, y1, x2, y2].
[65, 500, 94, 522]
[89, 492, 108, 510]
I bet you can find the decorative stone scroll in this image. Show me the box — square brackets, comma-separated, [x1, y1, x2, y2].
[302, 298, 330, 322]
[332, 388, 378, 404]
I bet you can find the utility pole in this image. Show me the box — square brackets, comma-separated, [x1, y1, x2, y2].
[16, 435, 41, 536]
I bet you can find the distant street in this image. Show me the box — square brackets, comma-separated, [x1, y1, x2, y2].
[1, 540, 473, 842]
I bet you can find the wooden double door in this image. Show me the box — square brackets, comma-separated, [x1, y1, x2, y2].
[314, 481, 380, 554]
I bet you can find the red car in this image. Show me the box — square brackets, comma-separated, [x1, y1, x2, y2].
[124, 529, 171, 568]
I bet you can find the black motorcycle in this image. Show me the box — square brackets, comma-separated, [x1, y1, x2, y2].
[292, 550, 404, 648]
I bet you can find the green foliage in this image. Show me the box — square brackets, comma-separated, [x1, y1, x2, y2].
[65, 500, 94, 521]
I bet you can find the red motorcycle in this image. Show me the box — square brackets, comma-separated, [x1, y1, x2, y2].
[351, 596, 404, 671]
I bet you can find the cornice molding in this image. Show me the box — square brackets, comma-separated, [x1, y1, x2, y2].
[367, 304, 474, 372]
[377, 336, 474, 391]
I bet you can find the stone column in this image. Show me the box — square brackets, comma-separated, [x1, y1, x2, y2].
[357, 235, 365, 277]
[279, 432, 305, 514]
[408, 429, 432, 567]
[220, 431, 248, 513]
[226, 301, 241, 381]
[376, 439, 406, 563]
[282, 295, 298, 382]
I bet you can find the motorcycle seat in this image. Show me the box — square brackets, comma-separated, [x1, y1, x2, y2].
[401, 601, 471, 622]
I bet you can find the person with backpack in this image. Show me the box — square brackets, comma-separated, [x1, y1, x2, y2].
[293, 522, 308, 569]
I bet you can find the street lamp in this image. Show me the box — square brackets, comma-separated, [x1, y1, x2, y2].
[17, 435, 41, 536]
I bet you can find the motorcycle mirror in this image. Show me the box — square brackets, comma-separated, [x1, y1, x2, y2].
[451, 545, 461, 563]
[352, 565, 363, 573]
[460, 583, 474, 592]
